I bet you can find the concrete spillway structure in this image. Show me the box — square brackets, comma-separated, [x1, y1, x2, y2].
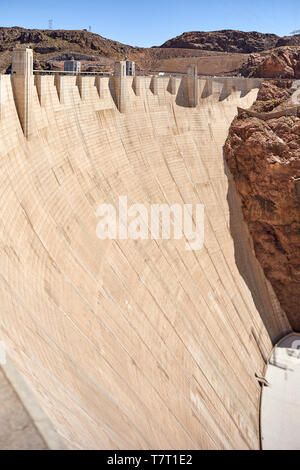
[0, 48, 292, 449]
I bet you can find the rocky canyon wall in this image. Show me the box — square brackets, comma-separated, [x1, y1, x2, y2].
[225, 80, 300, 331]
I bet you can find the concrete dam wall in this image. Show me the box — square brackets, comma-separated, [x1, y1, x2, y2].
[0, 48, 291, 449]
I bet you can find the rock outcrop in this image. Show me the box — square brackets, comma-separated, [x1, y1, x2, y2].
[0, 26, 139, 73]
[224, 81, 300, 330]
[160, 30, 279, 53]
[0, 26, 136, 57]
[160, 30, 300, 55]
[276, 34, 300, 48]
[240, 47, 300, 78]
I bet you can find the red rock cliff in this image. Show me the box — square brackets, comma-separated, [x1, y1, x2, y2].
[224, 81, 300, 331]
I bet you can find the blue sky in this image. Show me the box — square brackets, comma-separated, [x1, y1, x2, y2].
[1, 0, 299, 47]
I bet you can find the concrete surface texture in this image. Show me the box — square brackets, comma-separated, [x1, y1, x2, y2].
[261, 334, 300, 450]
[0, 48, 292, 449]
[11, 45, 34, 137]
[0, 357, 67, 450]
[0, 366, 47, 450]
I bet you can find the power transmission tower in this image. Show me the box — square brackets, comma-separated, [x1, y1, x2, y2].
[89, 26, 92, 32]
[48, 19, 53, 30]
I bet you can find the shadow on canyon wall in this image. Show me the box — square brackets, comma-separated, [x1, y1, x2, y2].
[223, 156, 292, 351]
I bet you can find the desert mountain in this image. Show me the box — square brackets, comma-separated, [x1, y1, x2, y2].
[0, 26, 248, 75]
[160, 30, 300, 54]
[2, 27, 300, 77]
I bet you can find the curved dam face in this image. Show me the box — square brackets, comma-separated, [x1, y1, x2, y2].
[0, 60, 291, 449]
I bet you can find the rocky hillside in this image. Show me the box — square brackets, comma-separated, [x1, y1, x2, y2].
[0, 26, 137, 57]
[160, 30, 280, 53]
[0, 26, 254, 75]
[224, 81, 300, 330]
[160, 30, 300, 54]
[240, 47, 300, 78]
[276, 35, 300, 48]
[0, 26, 140, 73]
